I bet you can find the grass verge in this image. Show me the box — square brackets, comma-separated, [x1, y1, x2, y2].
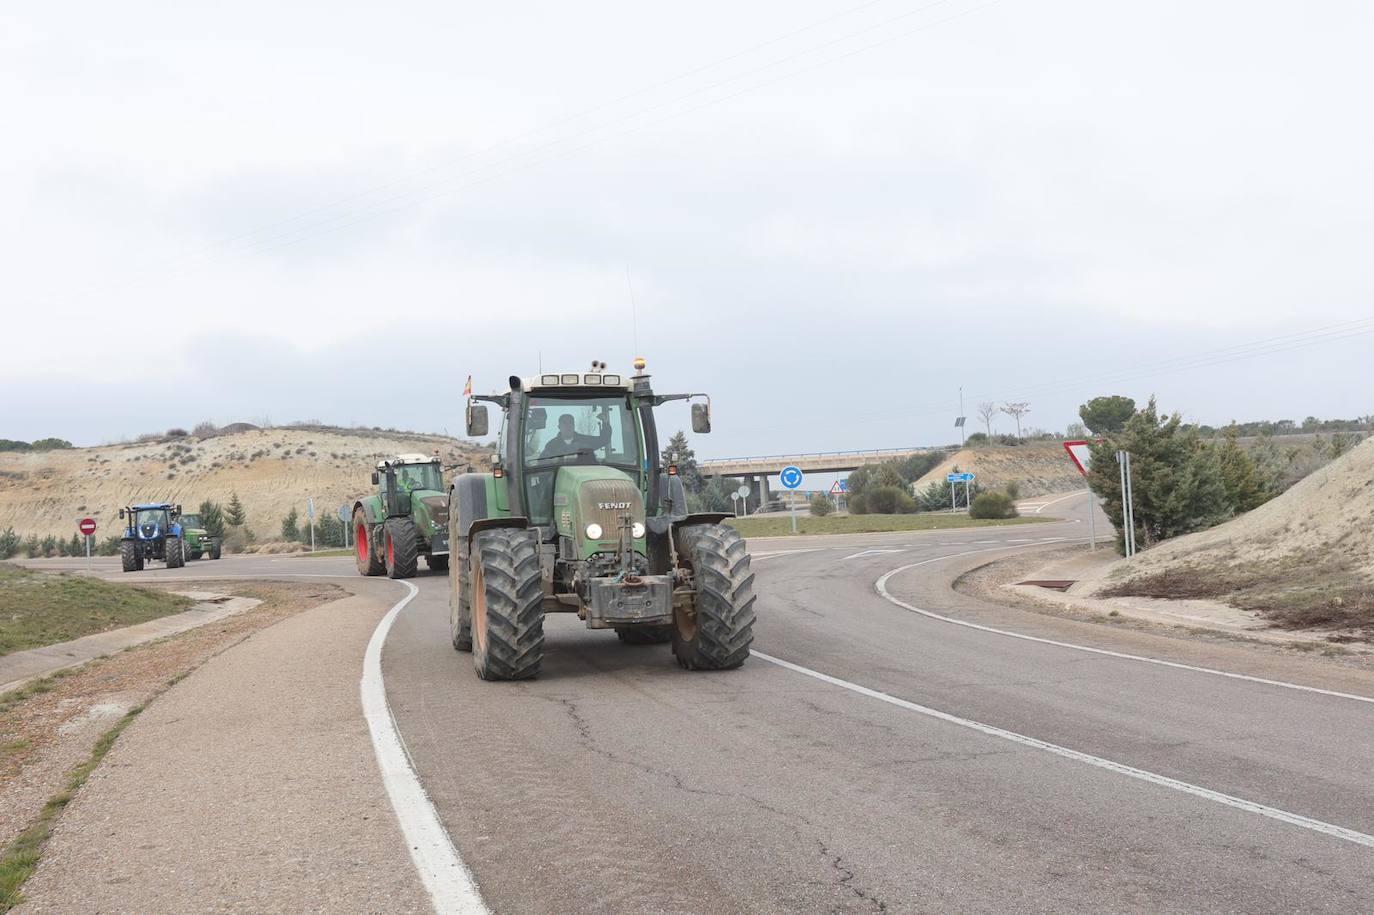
[0, 705, 143, 911]
[726, 513, 1046, 538]
[0, 563, 193, 657]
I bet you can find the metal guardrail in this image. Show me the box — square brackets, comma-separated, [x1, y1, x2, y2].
[700, 445, 955, 467]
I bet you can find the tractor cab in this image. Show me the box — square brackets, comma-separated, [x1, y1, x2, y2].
[450, 358, 754, 680]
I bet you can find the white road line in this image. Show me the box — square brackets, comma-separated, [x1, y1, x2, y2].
[873, 549, 1374, 705]
[1025, 490, 1086, 515]
[841, 548, 907, 561]
[750, 650, 1374, 849]
[752, 549, 822, 561]
[362, 582, 488, 914]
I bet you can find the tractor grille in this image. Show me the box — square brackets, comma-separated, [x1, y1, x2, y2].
[577, 479, 643, 542]
[420, 495, 449, 526]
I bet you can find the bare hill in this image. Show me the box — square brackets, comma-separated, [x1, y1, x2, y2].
[0, 427, 487, 540]
[1097, 436, 1374, 633]
[913, 442, 1083, 497]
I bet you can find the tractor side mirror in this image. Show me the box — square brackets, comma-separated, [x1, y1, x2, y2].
[174, 505, 182, 516]
[371, 471, 380, 485]
[529, 407, 547, 431]
[466, 403, 489, 437]
[118, 509, 125, 519]
[691, 402, 712, 434]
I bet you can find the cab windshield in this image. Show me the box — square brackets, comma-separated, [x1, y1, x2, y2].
[387, 463, 442, 492]
[180, 514, 202, 529]
[136, 509, 168, 528]
[522, 394, 642, 525]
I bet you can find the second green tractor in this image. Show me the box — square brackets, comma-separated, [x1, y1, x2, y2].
[352, 454, 450, 579]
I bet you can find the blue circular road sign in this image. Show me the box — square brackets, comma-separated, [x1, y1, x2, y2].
[779, 465, 804, 490]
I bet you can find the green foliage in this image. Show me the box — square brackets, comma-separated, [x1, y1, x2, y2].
[845, 451, 944, 514]
[964, 432, 989, 445]
[66, 535, 83, 557]
[809, 494, 834, 516]
[316, 513, 346, 547]
[22, 536, 40, 559]
[28, 438, 73, 451]
[1087, 398, 1231, 554]
[1078, 395, 1136, 435]
[281, 508, 301, 542]
[97, 535, 122, 556]
[38, 537, 57, 559]
[0, 529, 19, 560]
[195, 500, 226, 540]
[969, 492, 1019, 519]
[916, 471, 985, 512]
[225, 492, 247, 528]
[662, 431, 704, 494]
[689, 477, 738, 513]
[0, 440, 31, 453]
[1210, 426, 1271, 513]
[861, 485, 916, 514]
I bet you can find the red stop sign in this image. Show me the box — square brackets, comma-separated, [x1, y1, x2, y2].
[79, 517, 97, 536]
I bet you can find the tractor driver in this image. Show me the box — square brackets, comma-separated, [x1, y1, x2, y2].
[540, 412, 611, 460]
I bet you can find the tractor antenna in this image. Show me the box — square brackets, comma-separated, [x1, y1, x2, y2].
[624, 266, 640, 355]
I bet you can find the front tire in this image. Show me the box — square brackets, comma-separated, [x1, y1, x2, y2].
[470, 528, 544, 680]
[120, 540, 143, 573]
[353, 508, 384, 576]
[165, 536, 185, 569]
[209, 541, 222, 560]
[672, 524, 755, 670]
[384, 518, 419, 579]
[449, 546, 472, 652]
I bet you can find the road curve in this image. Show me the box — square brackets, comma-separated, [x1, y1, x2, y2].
[377, 499, 1374, 914]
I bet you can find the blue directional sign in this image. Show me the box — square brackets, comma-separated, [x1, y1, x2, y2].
[779, 465, 804, 490]
[947, 472, 975, 483]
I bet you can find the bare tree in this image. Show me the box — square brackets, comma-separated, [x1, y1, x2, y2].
[1001, 402, 1031, 437]
[976, 402, 998, 436]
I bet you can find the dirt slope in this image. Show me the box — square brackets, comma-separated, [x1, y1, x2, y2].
[913, 442, 1083, 497]
[0, 428, 486, 539]
[1107, 437, 1374, 581]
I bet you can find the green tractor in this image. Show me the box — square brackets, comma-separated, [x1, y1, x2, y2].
[177, 513, 222, 561]
[450, 359, 755, 680]
[352, 454, 451, 579]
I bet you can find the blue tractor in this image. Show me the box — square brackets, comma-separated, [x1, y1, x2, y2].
[118, 503, 186, 572]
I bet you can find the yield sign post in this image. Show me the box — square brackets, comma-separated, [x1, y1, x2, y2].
[1063, 440, 1096, 551]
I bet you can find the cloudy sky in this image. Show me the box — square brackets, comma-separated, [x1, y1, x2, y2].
[4, 0, 1372, 456]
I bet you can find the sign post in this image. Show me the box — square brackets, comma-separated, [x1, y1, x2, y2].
[307, 497, 316, 552]
[339, 504, 352, 549]
[828, 479, 847, 513]
[947, 472, 975, 512]
[779, 466, 804, 534]
[1116, 450, 1136, 557]
[78, 517, 96, 571]
[1063, 440, 1096, 551]
[735, 484, 751, 517]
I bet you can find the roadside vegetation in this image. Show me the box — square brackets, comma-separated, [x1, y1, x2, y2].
[727, 513, 1042, 538]
[0, 564, 192, 656]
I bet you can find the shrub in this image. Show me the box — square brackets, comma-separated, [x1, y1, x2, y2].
[0, 528, 20, 559]
[863, 485, 917, 514]
[1004, 481, 1022, 500]
[964, 432, 989, 445]
[193, 421, 219, 437]
[30, 438, 74, 450]
[809, 494, 834, 516]
[166, 428, 189, 438]
[970, 492, 1018, 519]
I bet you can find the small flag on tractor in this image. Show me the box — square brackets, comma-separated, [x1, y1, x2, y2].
[463, 375, 473, 397]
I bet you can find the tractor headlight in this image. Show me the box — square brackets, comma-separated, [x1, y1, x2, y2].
[631, 522, 645, 539]
[585, 523, 604, 540]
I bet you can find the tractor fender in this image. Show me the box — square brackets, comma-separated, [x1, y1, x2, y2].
[673, 512, 733, 530]
[449, 473, 495, 540]
[354, 499, 385, 525]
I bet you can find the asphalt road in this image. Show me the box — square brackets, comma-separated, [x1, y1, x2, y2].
[28, 499, 1374, 913]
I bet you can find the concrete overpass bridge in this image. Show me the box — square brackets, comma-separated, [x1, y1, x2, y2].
[699, 445, 953, 511]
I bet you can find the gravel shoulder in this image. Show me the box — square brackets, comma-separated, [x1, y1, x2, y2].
[6, 578, 429, 913]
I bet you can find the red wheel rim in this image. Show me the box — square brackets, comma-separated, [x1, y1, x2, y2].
[356, 523, 368, 562]
[387, 534, 394, 567]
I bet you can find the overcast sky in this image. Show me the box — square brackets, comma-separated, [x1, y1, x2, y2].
[3, 0, 1371, 456]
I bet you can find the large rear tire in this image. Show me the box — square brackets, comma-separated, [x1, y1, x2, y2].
[449, 545, 472, 652]
[165, 536, 185, 569]
[120, 540, 142, 573]
[384, 518, 419, 579]
[672, 524, 755, 670]
[209, 541, 222, 560]
[615, 625, 673, 645]
[470, 528, 544, 680]
[353, 508, 384, 576]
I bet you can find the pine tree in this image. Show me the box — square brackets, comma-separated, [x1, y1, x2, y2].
[1087, 397, 1230, 554]
[1211, 425, 1270, 514]
[68, 533, 84, 556]
[281, 508, 300, 542]
[197, 500, 226, 540]
[226, 492, 246, 528]
[661, 431, 705, 494]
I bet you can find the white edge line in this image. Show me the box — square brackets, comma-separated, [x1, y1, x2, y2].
[749, 649, 1374, 849]
[873, 547, 1374, 705]
[1027, 490, 1086, 514]
[361, 581, 489, 915]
